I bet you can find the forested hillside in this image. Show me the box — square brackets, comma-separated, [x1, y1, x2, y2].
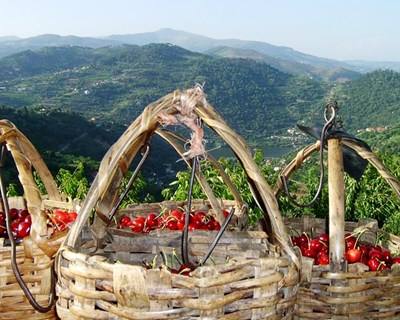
[0, 44, 327, 144]
[0, 44, 399, 179]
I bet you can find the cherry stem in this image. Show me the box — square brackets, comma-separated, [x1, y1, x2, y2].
[303, 232, 310, 249]
[354, 229, 367, 249]
[289, 227, 300, 237]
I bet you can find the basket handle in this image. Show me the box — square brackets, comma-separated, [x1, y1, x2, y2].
[64, 87, 299, 267]
[275, 138, 400, 270]
[156, 129, 246, 224]
[0, 120, 63, 257]
[275, 139, 400, 200]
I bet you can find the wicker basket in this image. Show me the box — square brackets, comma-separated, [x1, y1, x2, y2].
[276, 139, 400, 319]
[0, 120, 78, 319]
[56, 86, 300, 319]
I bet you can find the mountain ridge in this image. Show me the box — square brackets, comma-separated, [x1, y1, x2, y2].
[0, 28, 372, 80]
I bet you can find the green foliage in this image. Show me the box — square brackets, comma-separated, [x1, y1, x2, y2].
[33, 171, 47, 195]
[162, 150, 280, 225]
[335, 70, 400, 132]
[0, 44, 326, 144]
[278, 151, 400, 234]
[56, 161, 89, 200]
[162, 149, 400, 234]
[6, 183, 19, 197]
[118, 172, 154, 208]
[277, 159, 330, 218]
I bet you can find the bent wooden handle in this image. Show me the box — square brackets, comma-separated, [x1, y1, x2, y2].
[0, 119, 63, 257]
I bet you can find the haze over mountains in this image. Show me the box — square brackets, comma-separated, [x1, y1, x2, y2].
[1, 29, 399, 81]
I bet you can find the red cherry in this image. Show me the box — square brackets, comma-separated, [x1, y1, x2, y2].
[291, 236, 300, 247]
[135, 216, 145, 223]
[310, 239, 324, 252]
[301, 246, 316, 258]
[346, 248, 362, 263]
[9, 208, 19, 219]
[211, 220, 221, 231]
[317, 233, 329, 243]
[17, 209, 29, 219]
[369, 248, 383, 260]
[392, 257, 400, 264]
[368, 257, 384, 271]
[316, 252, 329, 265]
[11, 219, 20, 235]
[54, 210, 70, 225]
[345, 236, 356, 250]
[382, 250, 392, 264]
[144, 213, 158, 231]
[170, 209, 184, 222]
[23, 215, 32, 225]
[176, 221, 185, 230]
[17, 221, 31, 238]
[178, 263, 193, 276]
[166, 220, 178, 230]
[130, 219, 144, 233]
[68, 212, 78, 222]
[191, 212, 206, 229]
[119, 215, 132, 228]
[298, 234, 308, 246]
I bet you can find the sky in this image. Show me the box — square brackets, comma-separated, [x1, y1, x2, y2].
[1, 0, 399, 61]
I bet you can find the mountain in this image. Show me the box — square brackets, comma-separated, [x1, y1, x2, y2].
[346, 60, 400, 73]
[106, 28, 340, 67]
[0, 44, 327, 145]
[334, 70, 400, 131]
[107, 28, 359, 80]
[0, 46, 95, 80]
[0, 29, 359, 81]
[0, 105, 118, 160]
[206, 46, 360, 81]
[1, 44, 399, 152]
[0, 36, 20, 42]
[0, 34, 121, 59]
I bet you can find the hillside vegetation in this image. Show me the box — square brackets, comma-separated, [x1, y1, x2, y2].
[0, 44, 327, 144]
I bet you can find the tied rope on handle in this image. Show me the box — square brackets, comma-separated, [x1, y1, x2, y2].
[0, 143, 55, 313]
[160, 86, 237, 266]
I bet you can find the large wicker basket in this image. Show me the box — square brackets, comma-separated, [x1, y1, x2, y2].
[0, 120, 78, 319]
[276, 139, 400, 319]
[56, 86, 300, 319]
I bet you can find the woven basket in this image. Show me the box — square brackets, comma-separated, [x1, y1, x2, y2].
[56, 86, 300, 319]
[0, 120, 78, 319]
[276, 139, 400, 319]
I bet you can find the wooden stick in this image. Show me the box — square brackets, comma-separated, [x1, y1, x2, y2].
[328, 138, 346, 272]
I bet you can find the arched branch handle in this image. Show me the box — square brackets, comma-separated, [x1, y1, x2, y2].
[0, 120, 63, 257]
[65, 87, 299, 268]
[274, 139, 400, 199]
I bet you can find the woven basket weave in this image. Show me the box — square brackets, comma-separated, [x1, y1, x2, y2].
[276, 139, 400, 319]
[0, 120, 77, 319]
[56, 86, 300, 319]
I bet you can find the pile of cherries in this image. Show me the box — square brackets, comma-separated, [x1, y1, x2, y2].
[118, 208, 227, 233]
[292, 232, 400, 271]
[48, 209, 78, 232]
[0, 208, 78, 240]
[0, 208, 32, 239]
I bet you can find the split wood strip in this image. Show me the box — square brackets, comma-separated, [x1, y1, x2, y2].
[56, 86, 300, 319]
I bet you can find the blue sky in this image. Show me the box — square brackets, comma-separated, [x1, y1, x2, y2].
[1, 0, 399, 61]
